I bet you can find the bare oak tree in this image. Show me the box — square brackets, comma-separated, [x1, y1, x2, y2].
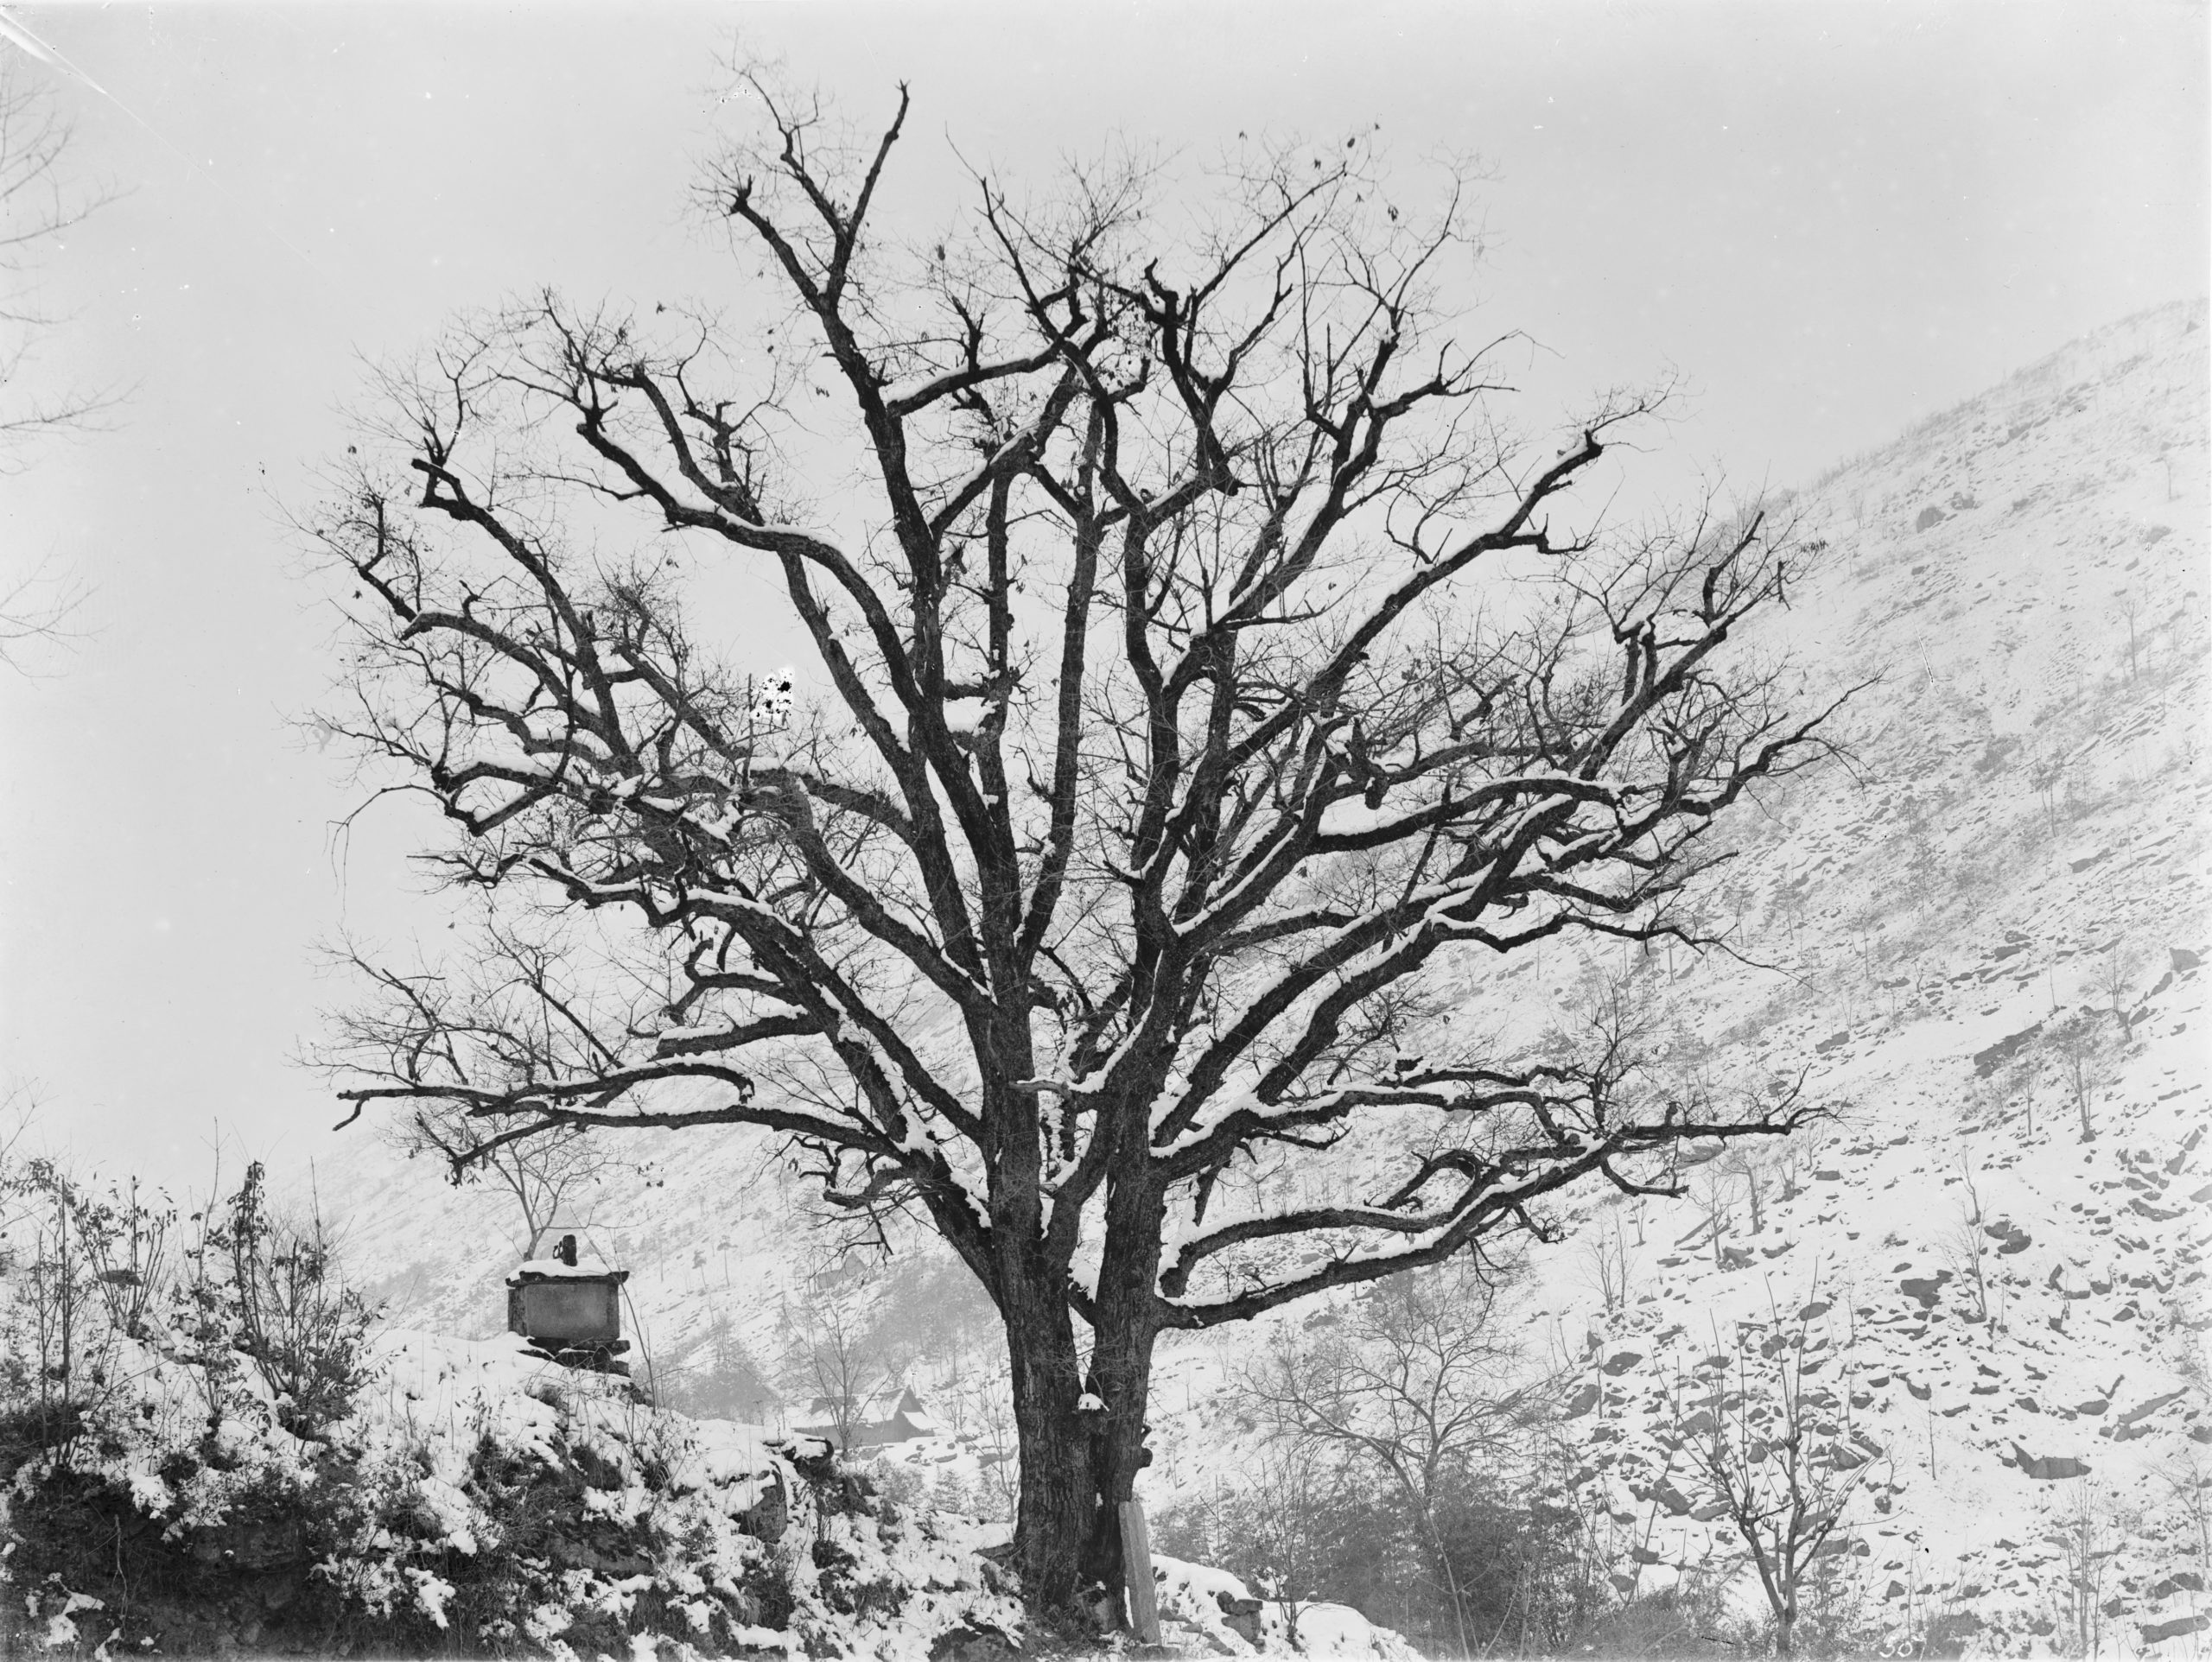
[309, 74, 1842, 1614]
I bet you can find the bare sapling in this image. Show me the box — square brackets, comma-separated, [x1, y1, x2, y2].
[1948, 1151, 1996, 1331]
[2050, 1481, 2110, 1656]
[781, 1280, 890, 1458]
[361, 929, 632, 1259]
[2101, 939, 2143, 1039]
[1244, 1259, 1557, 1658]
[1692, 1167, 1734, 1270]
[2061, 1034, 2101, 1144]
[1675, 1281, 1885, 1659]
[1585, 1208, 1638, 1316]
[2113, 590, 2144, 683]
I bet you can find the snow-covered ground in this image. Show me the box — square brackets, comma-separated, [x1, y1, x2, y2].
[1523, 299, 2212, 1656]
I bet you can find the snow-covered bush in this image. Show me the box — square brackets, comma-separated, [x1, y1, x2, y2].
[0, 1151, 1030, 1658]
[3, 1145, 1411, 1659]
[3, 1306, 845, 1655]
[0, 1186, 815, 1659]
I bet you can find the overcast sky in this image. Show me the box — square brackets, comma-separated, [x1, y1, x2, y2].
[0, 2, 2201, 1188]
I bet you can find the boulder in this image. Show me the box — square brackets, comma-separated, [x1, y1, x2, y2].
[1899, 1272, 1954, 1309]
[2011, 1443, 2091, 1481]
[2142, 1614, 2212, 1646]
[930, 1621, 1022, 1662]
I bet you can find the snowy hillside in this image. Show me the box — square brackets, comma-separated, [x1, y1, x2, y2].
[1405, 297, 2209, 1654]
[314, 301, 2210, 1654]
[1509, 298, 2212, 1655]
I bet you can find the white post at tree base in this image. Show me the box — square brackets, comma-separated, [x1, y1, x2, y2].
[1119, 1498, 1162, 1646]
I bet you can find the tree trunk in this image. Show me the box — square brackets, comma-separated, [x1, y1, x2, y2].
[1080, 1165, 1169, 1615]
[1001, 1332, 1162, 1621]
[1003, 1262, 1091, 1614]
[1428, 1505, 1473, 1659]
[996, 1149, 1169, 1623]
[1080, 1292, 1161, 1602]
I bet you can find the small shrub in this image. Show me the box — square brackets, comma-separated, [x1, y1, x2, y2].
[734, 1545, 798, 1630]
[1566, 1583, 1739, 1658]
[866, 1454, 925, 1514]
[0, 1398, 84, 1483]
[180, 1160, 380, 1440]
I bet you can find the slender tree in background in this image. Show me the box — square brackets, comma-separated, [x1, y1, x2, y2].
[783, 1281, 890, 1458]
[385, 1097, 616, 1260]
[1672, 1291, 1885, 1658]
[311, 72, 1845, 1616]
[1245, 1261, 1560, 1655]
[0, 64, 113, 670]
[350, 921, 632, 1258]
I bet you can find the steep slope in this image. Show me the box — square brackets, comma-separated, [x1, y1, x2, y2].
[318, 301, 2210, 1654]
[1385, 297, 2212, 1654]
[1579, 298, 2212, 1653]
